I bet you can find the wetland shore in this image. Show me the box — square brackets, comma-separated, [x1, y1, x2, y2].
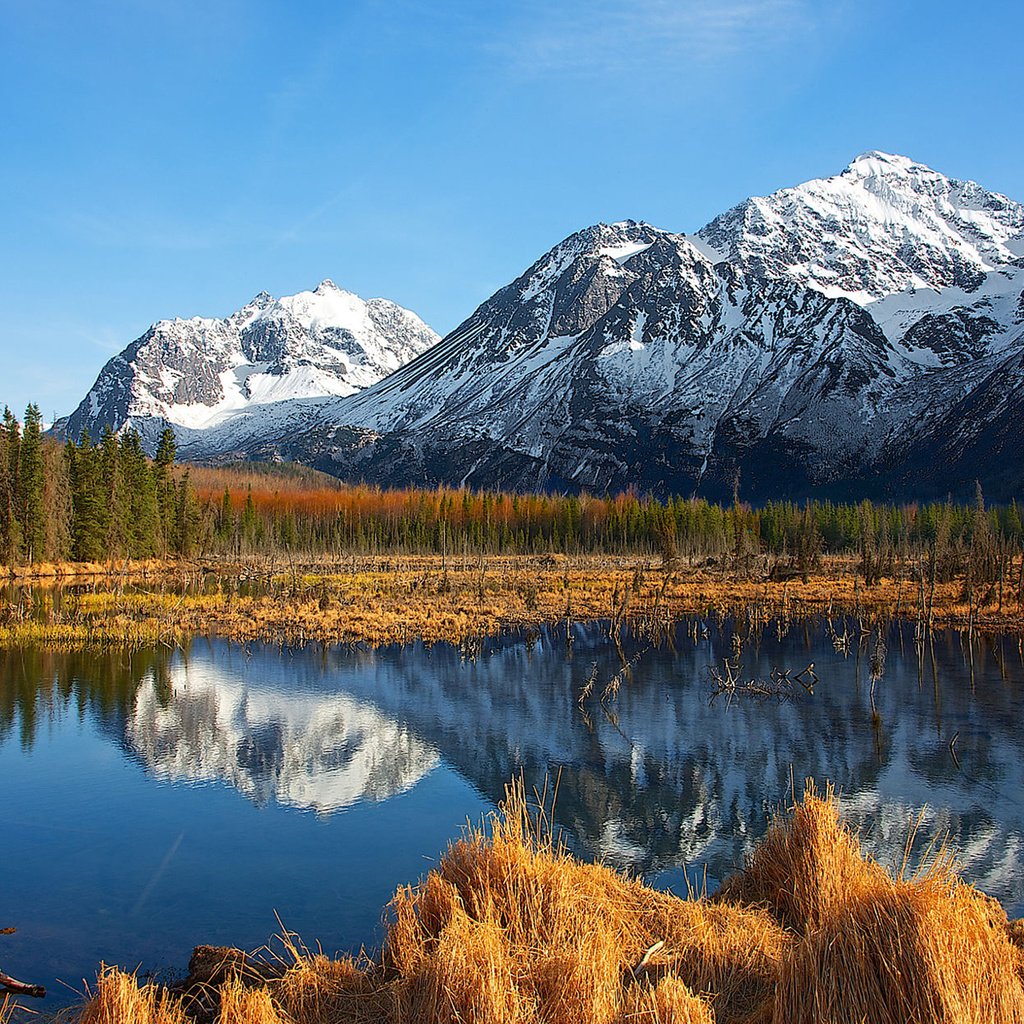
[3, 553, 1024, 650]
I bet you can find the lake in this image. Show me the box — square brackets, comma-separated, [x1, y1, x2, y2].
[2, 616, 1023, 1010]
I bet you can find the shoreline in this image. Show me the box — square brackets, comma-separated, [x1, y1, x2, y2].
[3, 554, 1024, 650]
[25, 782, 1024, 1024]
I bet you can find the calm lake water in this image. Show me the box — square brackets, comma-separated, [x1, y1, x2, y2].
[2, 617, 1024, 1009]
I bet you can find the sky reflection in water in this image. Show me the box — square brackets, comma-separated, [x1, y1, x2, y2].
[2, 617, 1023, 1008]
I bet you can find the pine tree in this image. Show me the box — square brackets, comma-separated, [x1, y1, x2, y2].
[0, 410, 15, 564]
[154, 427, 178, 555]
[69, 431, 106, 561]
[42, 441, 73, 561]
[19, 404, 46, 563]
[241, 487, 259, 550]
[120, 430, 158, 557]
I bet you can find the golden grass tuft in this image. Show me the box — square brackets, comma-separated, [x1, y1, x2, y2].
[616, 977, 715, 1024]
[715, 780, 886, 935]
[774, 869, 1024, 1023]
[77, 966, 189, 1024]
[1006, 918, 1024, 985]
[216, 978, 285, 1024]
[384, 779, 787, 1023]
[70, 780, 1024, 1024]
[275, 953, 381, 1023]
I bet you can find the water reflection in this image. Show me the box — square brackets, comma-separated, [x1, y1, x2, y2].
[126, 652, 438, 813]
[3, 619, 1022, 917]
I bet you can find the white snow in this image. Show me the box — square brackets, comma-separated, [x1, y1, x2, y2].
[599, 241, 652, 264]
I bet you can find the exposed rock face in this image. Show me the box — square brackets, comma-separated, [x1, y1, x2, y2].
[59, 154, 1024, 500]
[54, 281, 438, 449]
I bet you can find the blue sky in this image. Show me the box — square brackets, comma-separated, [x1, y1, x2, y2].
[3, 0, 1023, 419]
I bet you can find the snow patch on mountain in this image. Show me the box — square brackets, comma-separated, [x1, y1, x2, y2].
[55, 281, 438, 448]
[699, 151, 1024, 304]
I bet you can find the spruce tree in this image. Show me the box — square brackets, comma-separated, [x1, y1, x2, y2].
[69, 430, 106, 561]
[154, 427, 178, 555]
[42, 441, 73, 561]
[19, 404, 46, 563]
[0, 414, 12, 564]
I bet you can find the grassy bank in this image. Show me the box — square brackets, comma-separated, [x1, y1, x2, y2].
[2, 554, 1024, 650]
[41, 781, 1024, 1024]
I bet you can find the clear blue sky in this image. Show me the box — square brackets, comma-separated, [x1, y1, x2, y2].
[3, 0, 1023, 420]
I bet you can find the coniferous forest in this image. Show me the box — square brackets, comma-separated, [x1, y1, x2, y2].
[3, 402, 1023, 578]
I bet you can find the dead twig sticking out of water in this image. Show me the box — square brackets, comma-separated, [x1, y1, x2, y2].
[827, 617, 852, 654]
[869, 627, 888, 717]
[708, 661, 817, 705]
[600, 646, 649, 705]
[0, 929, 46, 999]
[577, 662, 598, 707]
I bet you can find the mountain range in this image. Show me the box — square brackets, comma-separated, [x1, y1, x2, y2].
[57, 152, 1024, 501]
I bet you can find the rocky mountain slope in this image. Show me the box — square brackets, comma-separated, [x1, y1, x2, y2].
[60, 153, 1024, 499]
[54, 281, 439, 448]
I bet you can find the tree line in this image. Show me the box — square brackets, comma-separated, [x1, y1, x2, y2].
[2, 404, 1022, 583]
[1, 405, 200, 564]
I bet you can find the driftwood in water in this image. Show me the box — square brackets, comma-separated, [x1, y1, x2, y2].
[0, 968, 46, 999]
[0, 927, 46, 999]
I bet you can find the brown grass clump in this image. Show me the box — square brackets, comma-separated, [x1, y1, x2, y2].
[1007, 918, 1024, 985]
[275, 953, 383, 1023]
[384, 779, 787, 1023]
[77, 966, 190, 1024]
[715, 781, 886, 935]
[774, 868, 1024, 1023]
[216, 977, 285, 1024]
[616, 977, 714, 1024]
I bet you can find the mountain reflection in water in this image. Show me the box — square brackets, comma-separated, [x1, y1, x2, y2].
[2, 618, 1023, 1004]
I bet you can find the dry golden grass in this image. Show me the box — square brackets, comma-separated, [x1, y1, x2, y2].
[70, 779, 1024, 1024]
[384, 780, 787, 1024]
[215, 978, 285, 1024]
[616, 977, 714, 1023]
[774, 869, 1024, 1023]
[1010, 918, 1024, 986]
[715, 781, 889, 935]
[4, 553, 1022, 651]
[77, 966, 190, 1024]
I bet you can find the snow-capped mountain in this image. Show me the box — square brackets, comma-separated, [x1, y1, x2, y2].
[59, 153, 1024, 499]
[54, 281, 439, 448]
[699, 151, 1024, 303]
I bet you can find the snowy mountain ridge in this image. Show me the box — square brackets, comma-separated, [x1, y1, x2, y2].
[59, 152, 1024, 500]
[55, 280, 439, 446]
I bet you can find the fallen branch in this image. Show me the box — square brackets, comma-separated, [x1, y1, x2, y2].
[0, 968, 46, 999]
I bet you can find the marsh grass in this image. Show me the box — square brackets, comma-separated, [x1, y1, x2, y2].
[3, 555, 1021, 652]
[66, 780, 1024, 1023]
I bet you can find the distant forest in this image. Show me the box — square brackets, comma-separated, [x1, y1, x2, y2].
[2, 403, 1022, 580]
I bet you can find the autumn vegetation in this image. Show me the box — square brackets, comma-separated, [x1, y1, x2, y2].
[52, 781, 1024, 1024]
[4, 404, 1024, 578]
[5, 400, 1024, 647]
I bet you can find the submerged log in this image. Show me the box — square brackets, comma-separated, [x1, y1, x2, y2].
[0, 968, 46, 999]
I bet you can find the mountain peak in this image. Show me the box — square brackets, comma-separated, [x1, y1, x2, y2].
[699, 151, 1024, 303]
[845, 150, 922, 174]
[314, 279, 341, 294]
